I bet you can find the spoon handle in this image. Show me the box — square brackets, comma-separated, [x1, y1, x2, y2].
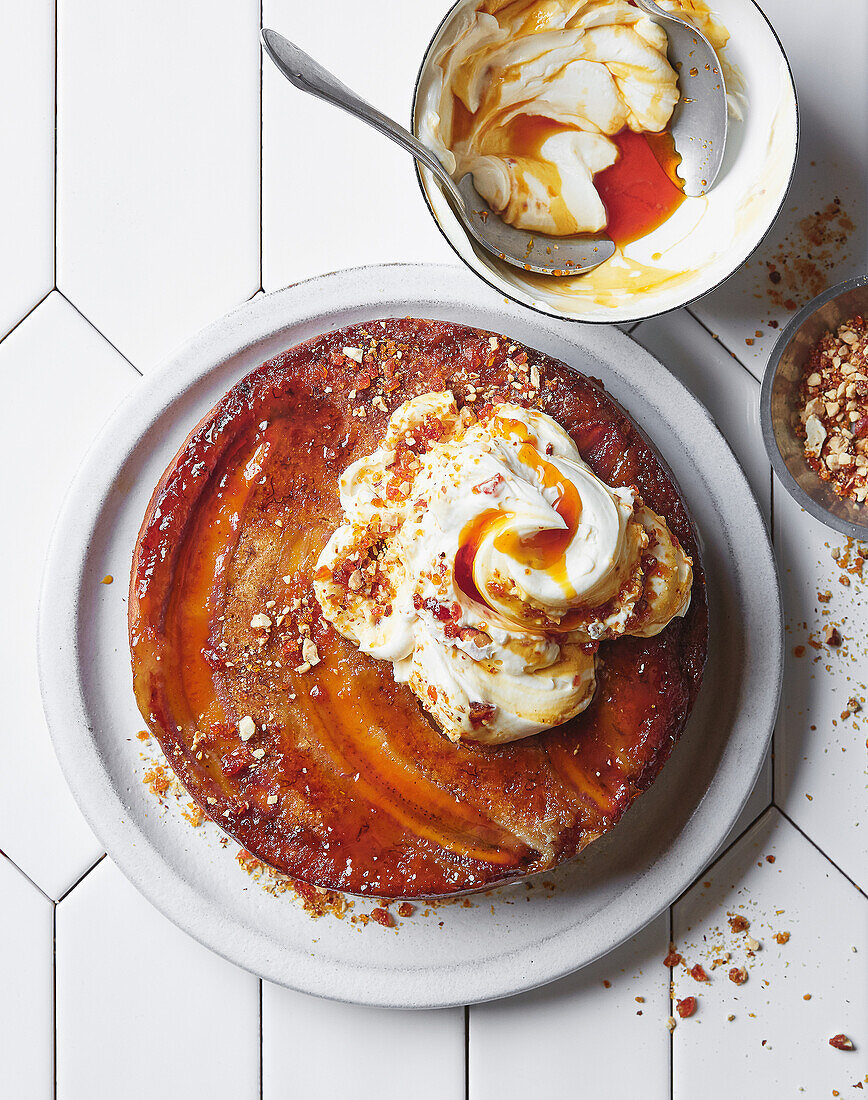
[261, 30, 462, 203]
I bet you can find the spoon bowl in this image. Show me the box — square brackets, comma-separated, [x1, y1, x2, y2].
[453, 174, 616, 276]
[633, 0, 728, 195]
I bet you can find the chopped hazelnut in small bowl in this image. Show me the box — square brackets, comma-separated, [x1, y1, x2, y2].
[761, 274, 868, 539]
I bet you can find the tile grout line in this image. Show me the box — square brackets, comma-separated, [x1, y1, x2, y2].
[0, 848, 54, 904]
[0, 290, 53, 350]
[52, 900, 57, 1100]
[57, 291, 143, 377]
[464, 1003, 470, 1100]
[773, 805, 867, 898]
[53, 6, 59, 1094]
[667, 801, 781, 1097]
[684, 306, 763, 386]
[53, 0, 58, 289]
[55, 852, 107, 905]
[669, 804, 774, 912]
[258, 978, 263, 1100]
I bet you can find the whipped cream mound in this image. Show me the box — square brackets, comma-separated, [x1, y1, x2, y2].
[422, 0, 681, 236]
[314, 392, 693, 745]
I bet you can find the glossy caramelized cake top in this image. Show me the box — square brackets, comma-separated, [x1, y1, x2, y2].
[129, 318, 707, 898]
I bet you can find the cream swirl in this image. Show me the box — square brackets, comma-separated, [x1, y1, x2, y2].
[421, 0, 681, 235]
[314, 392, 692, 744]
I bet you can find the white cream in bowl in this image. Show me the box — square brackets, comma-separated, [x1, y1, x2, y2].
[413, 0, 798, 323]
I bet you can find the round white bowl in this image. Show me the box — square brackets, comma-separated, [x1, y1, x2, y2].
[412, 0, 798, 324]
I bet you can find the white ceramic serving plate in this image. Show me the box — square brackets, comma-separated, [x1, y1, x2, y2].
[39, 263, 781, 1008]
[413, 0, 798, 323]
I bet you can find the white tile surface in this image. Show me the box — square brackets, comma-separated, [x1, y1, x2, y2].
[691, 0, 868, 378]
[262, 0, 454, 292]
[57, 857, 260, 1100]
[0, 292, 138, 898]
[672, 808, 867, 1099]
[0, 1, 54, 341]
[57, 0, 261, 369]
[2, 0, 865, 1094]
[632, 310, 770, 525]
[469, 913, 671, 1100]
[0, 856, 53, 1100]
[263, 983, 464, 1100]
[773, 485, 868, 890]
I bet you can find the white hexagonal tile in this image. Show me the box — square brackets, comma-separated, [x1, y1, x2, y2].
[263, 982, 463, 1099]
[469, 913, 671, 1100]
[773, 485, 868, 889]
[632, 310, 770, 525]
[57, 858, 259, 1099]
[262, 0, 454, 293]
[0, 292, 138, 898]
[0, 855, 53, 1099]
[0, 1, 54, 341]
[632, 310, 773, 841]
[690, 0, 868, 377]
[672, 808, 866, 1098]
[57, 0, 260, 369]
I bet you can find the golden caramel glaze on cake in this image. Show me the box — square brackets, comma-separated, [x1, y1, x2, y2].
[129, 319, 707, 898]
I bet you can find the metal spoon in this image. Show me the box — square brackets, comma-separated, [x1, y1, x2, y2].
[633, 0, 728, 195]
[261, 28, 616, 277]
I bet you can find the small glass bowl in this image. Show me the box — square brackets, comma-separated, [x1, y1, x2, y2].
[760, 274, 868, 539]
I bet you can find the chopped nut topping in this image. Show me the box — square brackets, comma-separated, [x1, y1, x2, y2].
[238, 715, 255, 741]
[675, 996, 696, 1018]
[798, 315, 868, 503]
[829, 1034, 854, 1051]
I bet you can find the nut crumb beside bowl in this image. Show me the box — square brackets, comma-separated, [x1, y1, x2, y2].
[412, 0, 798, 323]
[761, 274, 868, 540]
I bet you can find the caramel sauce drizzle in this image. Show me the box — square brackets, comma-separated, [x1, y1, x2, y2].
[455, 418, 581, 608]
[449, 95, 685, 244]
